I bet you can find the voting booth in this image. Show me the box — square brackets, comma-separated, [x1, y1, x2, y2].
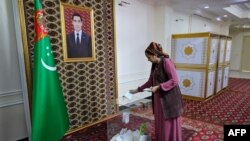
[216, 36, 232, 91]
[171, 32, 232, 101]
[222, 37, 232, 89]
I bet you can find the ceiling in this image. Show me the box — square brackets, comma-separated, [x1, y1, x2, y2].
[148, 0, 250, 29]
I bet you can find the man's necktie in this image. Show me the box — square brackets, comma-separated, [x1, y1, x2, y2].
[76, 33, 80, 45]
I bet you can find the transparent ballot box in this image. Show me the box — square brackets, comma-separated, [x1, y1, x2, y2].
[62, 101, 154, 141]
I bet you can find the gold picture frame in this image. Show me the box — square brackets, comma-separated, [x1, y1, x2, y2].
[60, 2, 96, 62]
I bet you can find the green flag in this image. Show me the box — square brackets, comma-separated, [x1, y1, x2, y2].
[32, 0, 69, 141]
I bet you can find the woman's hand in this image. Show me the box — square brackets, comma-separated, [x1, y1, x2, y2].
[129, 89, 138, 94]
[151, 85, 160, 93]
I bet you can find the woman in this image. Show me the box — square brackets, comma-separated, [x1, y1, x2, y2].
[130, 42, 183, 141]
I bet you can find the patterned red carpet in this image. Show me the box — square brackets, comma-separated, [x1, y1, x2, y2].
[181, 78, 250, 140]
[228, 78, 250, 93]
[183, 81, 250, 125]
[182, 117, 223, 141]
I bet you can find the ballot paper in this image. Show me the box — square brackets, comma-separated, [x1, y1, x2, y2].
[110, 128, 142, 141]
[124, 88, 151, 100]
[110, 128, 150, 141]
[143, 88, 151, 92]
[124, 91, 133, 100]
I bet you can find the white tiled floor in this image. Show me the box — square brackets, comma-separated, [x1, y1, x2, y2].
[230, 70, 250, 79]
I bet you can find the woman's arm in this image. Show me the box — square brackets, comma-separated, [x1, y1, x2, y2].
[137, 74, 153, 92]
[130, 74, 153, 94]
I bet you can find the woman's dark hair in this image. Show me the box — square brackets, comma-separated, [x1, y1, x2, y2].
[145, 42, 169, 58]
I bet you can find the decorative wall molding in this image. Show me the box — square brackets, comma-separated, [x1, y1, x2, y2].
[0, 90, 23, 108]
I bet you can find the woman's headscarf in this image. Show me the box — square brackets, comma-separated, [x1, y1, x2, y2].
[145, 42, 169, 58]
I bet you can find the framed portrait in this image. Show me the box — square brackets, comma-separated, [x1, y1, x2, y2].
[60, 2, 96, 62]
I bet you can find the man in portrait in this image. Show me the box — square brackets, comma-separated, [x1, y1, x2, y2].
[66, 13, 92, 58]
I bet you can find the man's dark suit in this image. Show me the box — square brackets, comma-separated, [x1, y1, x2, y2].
[66, 32, 92, 58]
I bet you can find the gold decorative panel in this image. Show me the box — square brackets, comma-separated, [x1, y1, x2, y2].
[20, 0, 117, 130]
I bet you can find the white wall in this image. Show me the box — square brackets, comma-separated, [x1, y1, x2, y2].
[172, 12, 229, 35]
[0, 104, 28, 140]
[0, 0, 28, 140]
[220, 22, 230, 35]
[190, 15, 221, 33]
[171, 11, 190, 34]
[154, 5, 174, 55]
[229, 29, 250, 71]
[115, 0, 155, 105]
